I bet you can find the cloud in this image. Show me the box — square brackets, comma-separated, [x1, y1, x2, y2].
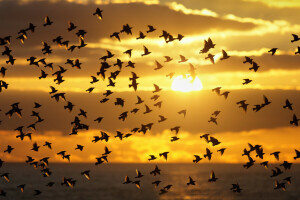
[243, 0, 300, 8]
[166, 2, 218, 17]
[1, 126, 300, 163]
[0, 89, 299, 135]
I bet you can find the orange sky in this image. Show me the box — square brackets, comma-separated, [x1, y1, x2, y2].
[0, 0, 300, 164]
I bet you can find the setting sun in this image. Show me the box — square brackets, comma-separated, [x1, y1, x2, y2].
[171, 74, 203, 92]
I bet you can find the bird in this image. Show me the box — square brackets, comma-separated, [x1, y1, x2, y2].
[193, 155, 202, 163]
[93, 8, 103, 20]
[208, 117, 217, 125]
[67, 21, 77, 31]
[249, 62, 260, 72]
[43, 16, 53, 26]
[178, 55, 188, 63]
[291, 34, 300, 42]
[123, 49, 132, 58]
[208, 170, 218, 182]
[274, 180, 286, 191]
[146, 25, 156, 33]
[270, 151, 280, 160]
[81, 170, 90, 180]
[187, 176, 196, 185]
[221, 91, 230, 99]
[164, 56, 173, 62]
[204, 148, 213, 160]
[141, 46, 151, 56]
[220, 50, 230, 60]
[150, 165, 161, 176]
[135, 169, 144, 178]
[153, 84, 162, 93]
[148, 155, 157, 161]
[17, 184, 25, 192]
[283, 99, 293, 110]
[136, 31, 146, 39]
[217, 148, 226, 155]
[243, 79, 252, 85]
[1, 173, 10, 182]
[75, 144, 84, 151]
[110, 32, 120, 41]
[212, 87, 222, 95]
[262, 95, 271, 107]
[154, 60, 163, 70]
[294, 149, 300, 159]
[243, 56, 253, 64]
[178, 109, 187, 117]
[290, 114, 299, 126]
[268, 48, 278, 55]
[205, 53, 215, 64]
[159, 152, 169, 160]
[4, 145, 14, 154]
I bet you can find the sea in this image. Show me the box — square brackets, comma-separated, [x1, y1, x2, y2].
[0, 163, 299, 200]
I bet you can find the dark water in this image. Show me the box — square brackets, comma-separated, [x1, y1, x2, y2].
[0, 163, 299, 200]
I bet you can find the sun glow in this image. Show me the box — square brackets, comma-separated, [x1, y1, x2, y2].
[171, 75, 203, 92]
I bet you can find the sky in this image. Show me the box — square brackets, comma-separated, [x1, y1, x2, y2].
[0, 0, 300, 164]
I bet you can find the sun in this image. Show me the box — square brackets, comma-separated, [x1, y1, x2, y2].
[171, 74, 203, 92]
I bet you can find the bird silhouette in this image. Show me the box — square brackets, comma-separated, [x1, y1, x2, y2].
[93, 8, 103, 20]
[159, 152, 169, 160]
[136, 31, 146, 39]
[243, 79, 252, 85]
[178, 55, 188, 63]
[187, 176, 196, 185]
[291, 34, 300, 42]
[208, 170, 218, 182]
[268, 48, 278, 55]
[283, 99, 293, 110]
[81, 170, 90, 180]
[141, 46, 151, 56]
[193, 155, 202, 163]
[220, 50, 230, 60]
[43, 16, 53, 26]
[290, 114, 299, 126]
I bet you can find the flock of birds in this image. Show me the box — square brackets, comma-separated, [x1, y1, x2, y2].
[0, 6, 300, 198]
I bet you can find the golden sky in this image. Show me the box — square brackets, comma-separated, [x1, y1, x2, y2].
[0, 0, 300, 164]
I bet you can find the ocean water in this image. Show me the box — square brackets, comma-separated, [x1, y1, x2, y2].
[0, 163, 299, 200]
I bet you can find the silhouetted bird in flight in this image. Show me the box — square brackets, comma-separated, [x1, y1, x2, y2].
[187, 176, 196, 185]
[154, 60, 163, 70]
[295, 46, 300, 54]
[274, 180, 286, 191]
[142, 46, 151, 56]
[136, 31, 146, 39]
[43, 16, 53, 26]
[243, 79, 252, 85]
[205, 53, 215, 64]
[230, 183, 242, 193]
[178, 55, 188, 63]
[249, 62, 260, 72]
[283, 99, 293, 110]
[120, 24, 132, 35]
[147, 25, 156, 33]
[291, 34, 300, 42]
[148, 155, 157, 161]
[164, 56, 173, 62]
[93, 8, 103, 20]
[212, 87, 222, 95]
[270, 151, 280, 160]
[81, 170, 90, 180]
[243, 56, 253, 64]
[208, 170, 218, 182]
[159, 152, 169, 160]
[220, 50, 230, 60]
[290, 114, 299, 126]
[268, 48, 278, 55]
[294, 149, 300, 159]
[193, 155, 202, 163]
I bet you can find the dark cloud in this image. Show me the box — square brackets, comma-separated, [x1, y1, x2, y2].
[0, 89, 299, 135]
